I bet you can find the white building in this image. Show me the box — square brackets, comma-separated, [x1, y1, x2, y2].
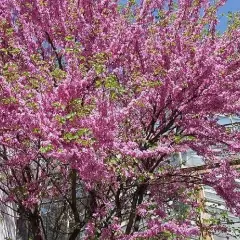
[0, 191, 16, 240]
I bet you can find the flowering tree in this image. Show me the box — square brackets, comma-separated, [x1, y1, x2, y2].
[0, 0, 240, 239]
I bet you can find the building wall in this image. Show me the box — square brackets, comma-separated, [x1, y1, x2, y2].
[0, 191, 16, 240]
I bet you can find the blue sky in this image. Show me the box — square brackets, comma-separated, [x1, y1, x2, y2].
[119, 0, 240, 32]
[218, 0, 240, 31]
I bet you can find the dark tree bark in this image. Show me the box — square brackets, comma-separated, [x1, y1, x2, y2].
[29, 208, 44, 240]
[68, 169, 82, 240]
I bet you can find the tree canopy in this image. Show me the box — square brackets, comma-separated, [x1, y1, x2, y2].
[0, 0, 240, 239]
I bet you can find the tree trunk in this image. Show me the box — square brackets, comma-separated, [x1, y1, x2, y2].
[16, 213, 29, 240]
[69, 228, 80, 240]
[125, 185, 146, 234]
[68, 169, 81, 240]
[30, 209, 44, 240]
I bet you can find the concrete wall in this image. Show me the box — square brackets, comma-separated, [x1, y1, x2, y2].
[0, 191, 16, 240]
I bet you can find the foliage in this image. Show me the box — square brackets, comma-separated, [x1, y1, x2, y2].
[0, 0, 240, 239]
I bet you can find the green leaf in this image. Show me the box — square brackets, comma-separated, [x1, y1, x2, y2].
[63, 128, 91, 142]
[76, 128, 90, 136]
[94, 63, 105, 74]
[105, 75, 119, 88]
[51, 68, 66, 80]
[52, 102, 65, 110]
[63, 132, 78, 141]
[65, 112, 77, 120]
[65, 35, 75, 41]
[40, 144, 53, 153]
